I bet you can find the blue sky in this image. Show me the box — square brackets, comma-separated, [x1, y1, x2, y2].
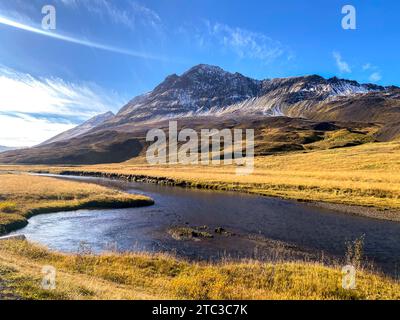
[0, 0, 399, 146]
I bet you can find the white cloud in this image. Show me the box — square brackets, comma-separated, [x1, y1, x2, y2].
[0, 66, 126, 117]
[333, 52, 351, 73]
[0, 113, 74, 147]
[204, 22, 288, 63]
[369, 72, 382, 82]
[361, 63, 382, 83]
[0, 15, 168, 61]
[0, 66, 128, 146]
[362, 63, 372, 71]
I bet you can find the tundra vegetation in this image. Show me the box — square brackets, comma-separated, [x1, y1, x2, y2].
[0, 239, 400, 300]
[1, 141, 400, 299]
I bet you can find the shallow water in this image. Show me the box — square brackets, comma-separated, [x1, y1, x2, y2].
[12, 175, 400, 276]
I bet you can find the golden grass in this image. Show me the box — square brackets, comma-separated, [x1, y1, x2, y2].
[2, 141, 399, 219]
[1, 145, 400, 300]
[0, 173, 153, 234]
[0, 240, 399, 300]
[305, 128, 375, 150]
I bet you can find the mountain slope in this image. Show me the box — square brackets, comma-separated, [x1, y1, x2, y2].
[99, 65, 390, 130]
[0, 146, 18, 153]
[40, 111, 115, 146]
[0, 64, 399, 165]
[102, 64, 262, 127]
[0, 115, 380, 164]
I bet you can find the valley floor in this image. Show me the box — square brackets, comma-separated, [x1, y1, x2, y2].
[3, 141, 400, 221]
[1, 142, 400, 299]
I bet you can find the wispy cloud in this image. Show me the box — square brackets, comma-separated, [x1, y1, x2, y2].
[0, 113, 75, 147]
[362, 63, 372, 71]
[0, 0, 37, 19]
[204, 22, 289, 63]
[0, 66, 127, 146]
[0, 15, 168, 61]
[369, 72, 382, 82]
[333, 52, 351, 73]
[59, 0, 79, 8]
[178, 21, 291, 64]
[59, 0, 162, 31]
[362, 63, 382, 83]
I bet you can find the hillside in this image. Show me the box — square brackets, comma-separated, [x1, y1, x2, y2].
[0, 64, 399, 165]
[0, 146, 17, 153]
[39, 111, 115, 146]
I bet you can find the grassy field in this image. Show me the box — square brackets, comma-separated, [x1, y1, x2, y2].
[1, 144, 400, 299]
[3, 141, 399, 220]
[0, 239, 399, 300]
[0, 173, 154, 235]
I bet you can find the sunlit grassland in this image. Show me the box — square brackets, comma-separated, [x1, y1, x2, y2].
[1, 143, 400, 300]
[0, 240, 399, 300]
[0, 173, 153, 234]
[3, 141, 399, 219]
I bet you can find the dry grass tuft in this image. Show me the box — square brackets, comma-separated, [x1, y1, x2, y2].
[0, 240, 399, 300]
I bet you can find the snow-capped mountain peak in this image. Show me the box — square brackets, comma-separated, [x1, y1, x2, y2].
[111, 64, 392, 125]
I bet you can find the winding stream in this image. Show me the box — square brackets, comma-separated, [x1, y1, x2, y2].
[12, 174, 400, 276]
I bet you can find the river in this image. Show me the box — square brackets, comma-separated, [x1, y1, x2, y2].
[11, 174, 400, 276]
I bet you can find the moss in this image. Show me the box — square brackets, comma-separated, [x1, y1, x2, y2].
[168, 227, 214, 241]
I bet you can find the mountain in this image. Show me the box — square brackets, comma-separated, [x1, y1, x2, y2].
[100, 64, 390, 129]
[40, 111, 115, 146]
[100, 64, 262, 127]
[0, 64, 399, 164]
[0, 146, 18, 153]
